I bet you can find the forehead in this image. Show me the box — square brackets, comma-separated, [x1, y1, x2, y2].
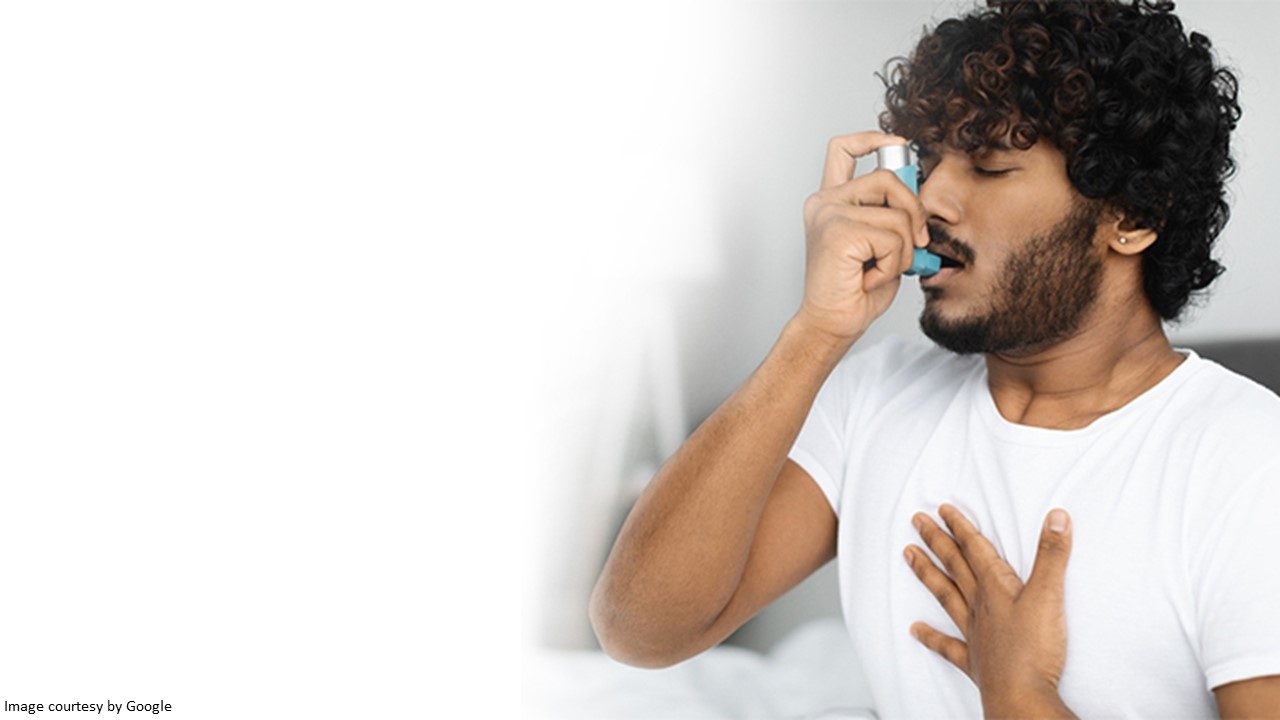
[915, 119, 1017, 153]
[918, 137, 1065, 164]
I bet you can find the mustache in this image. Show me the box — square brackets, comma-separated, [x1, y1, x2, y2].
[927, 224, 975, 265]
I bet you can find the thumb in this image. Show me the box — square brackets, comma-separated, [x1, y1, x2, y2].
[1027, 508, 1073, 594]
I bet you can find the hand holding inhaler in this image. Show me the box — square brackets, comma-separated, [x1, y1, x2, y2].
[875, 144, 941, 277]
[796, 132, 931, 346]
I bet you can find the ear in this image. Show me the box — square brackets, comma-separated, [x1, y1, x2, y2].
[1102, 209, 1158, 256]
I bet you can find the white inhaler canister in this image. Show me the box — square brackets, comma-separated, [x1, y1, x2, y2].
[875, 144, 940, 277]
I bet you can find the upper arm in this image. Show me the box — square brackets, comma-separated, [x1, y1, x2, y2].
[691, 458, 838, 652]
[1214, 675, 1280, 719]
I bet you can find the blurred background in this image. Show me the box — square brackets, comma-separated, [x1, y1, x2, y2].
[524, 0, 1280, 662]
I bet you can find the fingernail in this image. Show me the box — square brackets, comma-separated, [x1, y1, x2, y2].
[1048, 509, 1069, 534]
[911, 514, 923, 532]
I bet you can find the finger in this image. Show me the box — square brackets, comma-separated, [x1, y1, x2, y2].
[938, 504, 1020, 588]
[1027, 509, 1073, 597]
[855, 224, 915, 292]
[910, 622, 970, 677]
[911, 513, 977, 602]
[813, 204, 918, 277]
[904, 544, 971, 634]
[807, 211, 914, 292]
[820, 132, 911, 191]
[823, 170, 929, 248]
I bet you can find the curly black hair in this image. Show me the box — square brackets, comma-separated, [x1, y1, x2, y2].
[879, 0, 1241, 321]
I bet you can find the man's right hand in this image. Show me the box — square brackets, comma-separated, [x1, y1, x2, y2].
[795, 131, 931, 349]
[594, 136, 909, 668]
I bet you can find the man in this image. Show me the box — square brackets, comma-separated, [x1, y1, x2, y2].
[590, 1, 1280, 716]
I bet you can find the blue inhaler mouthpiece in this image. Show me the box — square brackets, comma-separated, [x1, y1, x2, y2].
[906, 247, 941, 276]
[876, 144, 940, 278]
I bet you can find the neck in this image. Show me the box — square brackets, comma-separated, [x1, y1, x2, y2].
[984, 300, 1183, 430]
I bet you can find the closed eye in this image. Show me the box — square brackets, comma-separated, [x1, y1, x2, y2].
[974, 167, 1014, 177]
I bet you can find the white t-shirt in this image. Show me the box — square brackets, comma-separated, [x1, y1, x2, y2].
[789, 338, 1280, 719]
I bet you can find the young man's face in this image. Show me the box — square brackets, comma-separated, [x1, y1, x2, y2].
[914, 139, 1106, 355]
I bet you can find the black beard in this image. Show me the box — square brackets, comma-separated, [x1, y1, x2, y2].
[920, 202, 1103, 355]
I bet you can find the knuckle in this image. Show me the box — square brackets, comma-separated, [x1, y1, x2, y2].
[813, 201, 840, 225]
[803, 191, 824, 218]
[979, 558, 1003, 577]
[940, 552, 962, 577]
[809, 210, 843, 239]
[914, 563, 931, 583]
[891, 207, 914, 235]
[1039, 535, 1064, 555]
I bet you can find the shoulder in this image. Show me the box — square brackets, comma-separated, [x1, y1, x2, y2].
[1168, 353, 1280, 446]
[811, 337, 979, 431]
[1167, 355, 1280, 523]
[830, 335, 976, 392]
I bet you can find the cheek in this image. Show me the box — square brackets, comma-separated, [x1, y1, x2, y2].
[967, 244, 1014, 286]
[966, 208, 1068, 273]
[968, 193, 1072, 240]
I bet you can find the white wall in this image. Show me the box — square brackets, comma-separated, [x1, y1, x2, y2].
[529, 0, 1280, 655]
[1164, 1, 1280, 343]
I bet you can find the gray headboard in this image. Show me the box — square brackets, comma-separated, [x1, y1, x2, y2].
[1189, 338, 1280, 395]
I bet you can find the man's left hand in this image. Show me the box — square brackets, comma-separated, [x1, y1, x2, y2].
[904, 504, 1077, 717]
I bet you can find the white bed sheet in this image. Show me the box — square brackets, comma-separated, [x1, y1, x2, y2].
[525, 617, 877, 719]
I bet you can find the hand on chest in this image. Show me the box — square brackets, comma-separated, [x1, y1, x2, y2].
[843, 440, 1202, 713]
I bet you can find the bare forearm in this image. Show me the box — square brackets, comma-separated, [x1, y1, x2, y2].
[591, 130, 925, 664]
[983, 687, 1077, 720]
[590, 316, 850, 661]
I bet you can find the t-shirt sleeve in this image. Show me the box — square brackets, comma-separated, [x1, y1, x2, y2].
[788, 340, 896, 516]
[1191, 456, 1280, 691]
[788, 336, 935, 518]
[788, 368, 849, 514]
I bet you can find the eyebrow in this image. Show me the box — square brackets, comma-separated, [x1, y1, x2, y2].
[972, 143, 1016, 158]
[915, 143, 1019, 161]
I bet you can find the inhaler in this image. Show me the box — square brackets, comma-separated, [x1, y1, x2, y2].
[875, 144, 941, 277]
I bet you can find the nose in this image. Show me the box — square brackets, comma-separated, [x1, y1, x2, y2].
[917, 155, 963, 227]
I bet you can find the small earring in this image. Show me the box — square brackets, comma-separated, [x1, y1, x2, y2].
[1119, 237, 1129, 245]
